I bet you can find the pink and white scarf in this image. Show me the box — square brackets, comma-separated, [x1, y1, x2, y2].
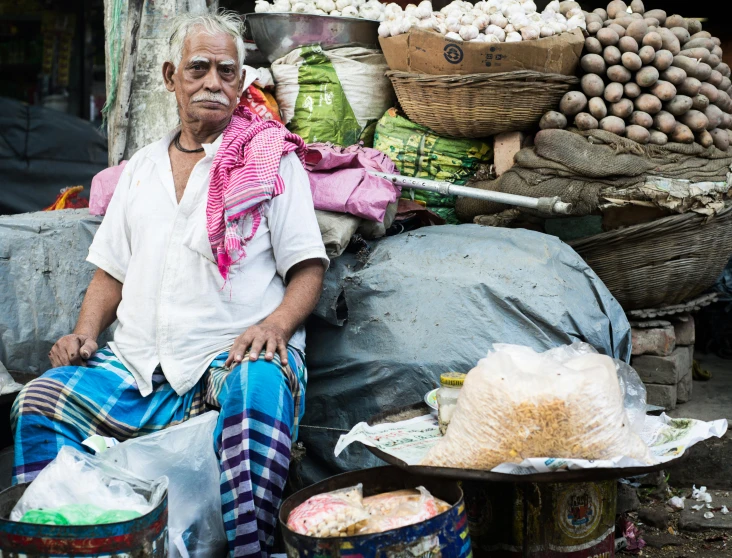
[207, 106, 306, 279]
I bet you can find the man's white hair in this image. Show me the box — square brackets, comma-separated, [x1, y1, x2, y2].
[168, 11, 246, 74]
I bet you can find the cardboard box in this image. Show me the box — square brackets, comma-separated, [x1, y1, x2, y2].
[379, 28, 584, 76]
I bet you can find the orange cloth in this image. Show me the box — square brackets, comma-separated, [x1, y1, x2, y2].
[44, 186, 88, 211]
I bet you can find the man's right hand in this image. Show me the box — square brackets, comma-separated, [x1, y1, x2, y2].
[49, 334, 98, 368]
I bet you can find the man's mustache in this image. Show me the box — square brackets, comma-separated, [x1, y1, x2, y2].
[191, 92, 230, 106]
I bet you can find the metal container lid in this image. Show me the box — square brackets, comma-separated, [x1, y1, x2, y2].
[439, 372, 466, 387]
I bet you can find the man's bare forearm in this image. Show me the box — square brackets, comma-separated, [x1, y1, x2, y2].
[264, 259, 325, 339]
[73, 269, 123, 339]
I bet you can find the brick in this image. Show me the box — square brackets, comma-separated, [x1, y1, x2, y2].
[673, 314, 696, 346]
[631, 325, 676, 356]
[677, 371, 693, 403]
[633, 346, 692, 385]
[645, 383, 677, 410]
[493, 132, 524, 177]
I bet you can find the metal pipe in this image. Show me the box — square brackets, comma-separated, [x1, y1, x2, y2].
[369, 172, 573, 216]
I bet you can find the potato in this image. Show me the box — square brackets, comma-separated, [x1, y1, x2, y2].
[621, 52, 642, 71]
[699, 82, 719, 103]
[607, 0, 628, 19]
[600, 115, 627, 135]
[708, 54, 721, 69]
[638, 46, 656, 65]
[679, 48, 712, 64]
[665, 14, 687, 30]
[669, 27, 690, 45]
[593, 8, 608, 21]
[660, 66, 687, 86]
[588, 21, 603, 34]
[574, 112, 599, 131]
[672, 56, 712, 81]
[608, 23, 626, 38]
[641, 32, 663, 50]
[604, 46, 622, 66]
[617, 36, 639, 54]
[720, 77, 732, 93]
[680, 109, 709, 132]
[650, 80, 677, 101]
[705, 104, 724, 129]
[689, 31, 712, 41]
[588, 97, 608, 119]
[585, 37, 603, 55]
[710, 128, 730, 151]
[687, 18, 702, 35]
[692, 94, 710, 111]
[597, 28, 620, 47]
[581, 54, 606, 74]
[644, 17, 659, 28]
[625, 20, 648, 43]
[712, 45, 723, 58]
[649, 130, 668, 145]
[604, 82, 625, 103]
[652, 50, 674, 71]
[559, 1, 580, 16]
[717, 63, 731, 78]
[610, 99, 634, 118]
[625, 124, 650, 143]
[608, 65, 633, 84]
[584, 12, 602, 26]
[581, 74, 606, 98]
[635, 94, 662, 114]
[559, 91, 588, 116]
[658, 28, 680, 55]
[678, 77, 702, 96]
[630, 0, 644, 14]
[636, 66, 660, 87]
[712, 37, 721, 47]
[724, 113, 732, 129]
[716, 90, 732, 113]
[613, 17, 634, 29]
[665, 95, 693, 116]
[653, 111, 677, 133]
[684, 38, 715, 50]
[629, 110, 653, 128]
[697, 129, 713, 148]
[670, 123, 694, 143]
[708, 70, 724, 88]
[624, 82, 642, 99]
[643, 9, 665, 24]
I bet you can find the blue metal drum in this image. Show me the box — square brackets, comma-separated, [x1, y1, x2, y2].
[0, 483, 168, 557]
[279, 466, 472, 558]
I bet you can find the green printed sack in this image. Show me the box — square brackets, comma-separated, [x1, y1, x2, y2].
[374, 108, 493, 207]
[271, 46, 395, 146]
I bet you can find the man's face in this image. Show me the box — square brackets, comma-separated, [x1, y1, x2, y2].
[164, 30, 244, 127]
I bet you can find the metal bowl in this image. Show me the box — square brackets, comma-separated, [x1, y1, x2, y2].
[244, 12, 381, 63]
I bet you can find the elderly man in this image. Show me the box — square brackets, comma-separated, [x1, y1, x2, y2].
[11, 11, 327, 557]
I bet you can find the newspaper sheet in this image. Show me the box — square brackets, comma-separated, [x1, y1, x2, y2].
[335, 413, 728, 475]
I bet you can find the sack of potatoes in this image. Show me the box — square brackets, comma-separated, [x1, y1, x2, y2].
[538, 0, 732, 151]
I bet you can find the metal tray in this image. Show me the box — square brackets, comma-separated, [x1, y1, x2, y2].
[244, 12, 380, 63]
[367, 402, 685, 484]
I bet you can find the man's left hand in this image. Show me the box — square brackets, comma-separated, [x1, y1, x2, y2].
[225, 322, 290, 369]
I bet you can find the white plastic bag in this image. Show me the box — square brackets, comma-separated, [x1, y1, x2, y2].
[100, 411, 226, 558]
[422, 343, 652, 470]
[10, 446, 165, 521]
[0, 360, 23, 396]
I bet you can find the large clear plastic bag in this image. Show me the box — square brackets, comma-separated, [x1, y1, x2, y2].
[422, 343, 652, 470]
[100, 412, 226, 558]
[10, 446, 166, 522]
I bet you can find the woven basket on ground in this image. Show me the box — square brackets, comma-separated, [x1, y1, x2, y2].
[569, 205, 732, 311]
[386, 70, 579, 139]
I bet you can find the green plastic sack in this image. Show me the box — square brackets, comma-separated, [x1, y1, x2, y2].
[374, 108, 493, 208]
[21, 504, 142, 525]
[272, 46, 394, 146]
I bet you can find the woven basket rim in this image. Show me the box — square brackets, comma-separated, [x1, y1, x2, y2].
[385, 70, 580, 85]
[569, 204, 732, 251]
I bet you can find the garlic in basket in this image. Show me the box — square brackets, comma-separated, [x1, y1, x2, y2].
[459, 24, 479, 41]
[254, 0, 271, 12]
[445, 31, 463, 41]
[506, 31, 522, 42]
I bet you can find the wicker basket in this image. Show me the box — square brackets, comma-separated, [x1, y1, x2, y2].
[569, 206, 732, 311]
[386, 70, 579, 139]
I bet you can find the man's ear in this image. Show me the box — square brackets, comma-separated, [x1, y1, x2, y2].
[163, 61, 176, 92]
[238, 68, 247, 97]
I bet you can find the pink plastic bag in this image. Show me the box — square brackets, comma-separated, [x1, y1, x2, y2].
[89, 161, 127, 216]
[305, 143, 400, 223]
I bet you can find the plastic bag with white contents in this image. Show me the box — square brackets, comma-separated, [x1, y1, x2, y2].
[361, 487, 451, 534]
[10, 446, 166, 522]
[100, 412, 226, 558]
[287, 484, 370, 537]
[421, 343, 652, 471]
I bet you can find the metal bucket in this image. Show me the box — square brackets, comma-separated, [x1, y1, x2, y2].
[0, 483, 168, 557]
[280, 466, 472, 558]
[464, 480, 616, 558]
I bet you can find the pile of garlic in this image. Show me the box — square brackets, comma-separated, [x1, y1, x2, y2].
[254, 0, 386, 20]
[378, 0, 587, 43]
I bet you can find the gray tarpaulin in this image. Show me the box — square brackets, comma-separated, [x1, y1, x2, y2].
[0, 213, 631, 488]
[295, 225, 631, 486]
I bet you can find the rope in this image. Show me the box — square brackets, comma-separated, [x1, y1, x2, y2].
[101, 0, 125, 126]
